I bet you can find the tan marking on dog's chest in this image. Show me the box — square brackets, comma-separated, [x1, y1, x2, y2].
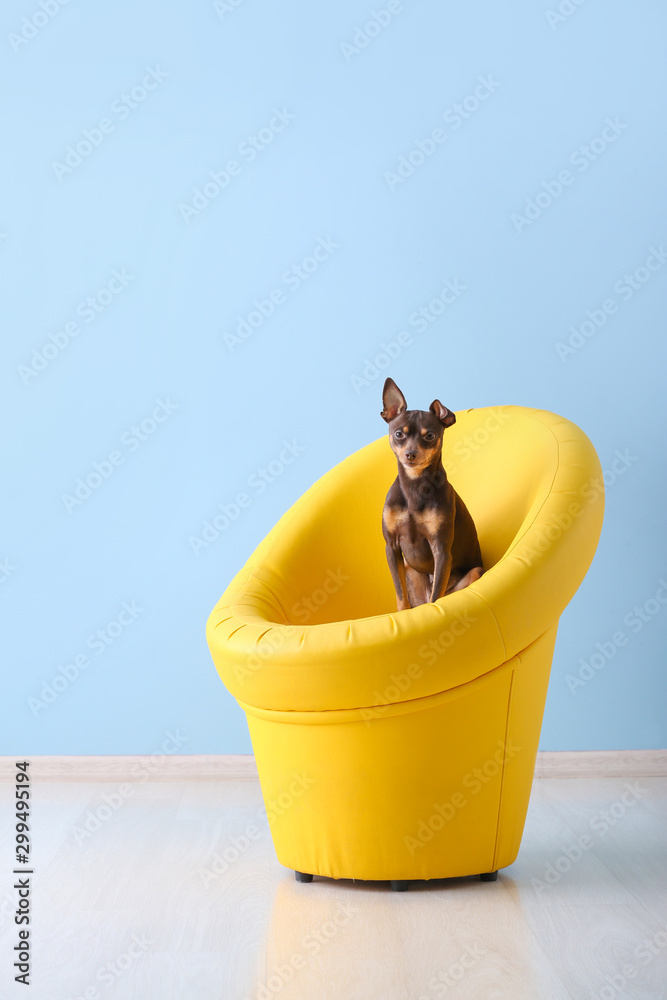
[415, 507, 446, 536]
[383, 506, 410, 533]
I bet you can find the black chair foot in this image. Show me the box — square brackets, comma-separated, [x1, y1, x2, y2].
[294, 871, 313, 883]
[480, 870, 498, 881]
[390, 880, 410, 891]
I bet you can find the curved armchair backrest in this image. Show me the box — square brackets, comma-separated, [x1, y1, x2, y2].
[208, 406, 604, 712]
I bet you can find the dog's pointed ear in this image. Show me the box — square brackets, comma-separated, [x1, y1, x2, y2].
[430, 399, 456, 428]
[381, 378, 407, 423]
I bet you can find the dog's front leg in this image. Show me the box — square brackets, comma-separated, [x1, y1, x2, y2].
[429, 544, 452, 602]
[386, 543, 411, 611]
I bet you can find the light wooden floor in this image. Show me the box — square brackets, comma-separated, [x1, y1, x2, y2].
[1, 773, 666, 1000]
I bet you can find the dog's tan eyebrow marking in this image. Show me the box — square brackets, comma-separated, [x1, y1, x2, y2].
[402, 425, 409, 433]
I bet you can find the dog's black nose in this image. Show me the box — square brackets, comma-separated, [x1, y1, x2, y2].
[405, 450, 417, 460]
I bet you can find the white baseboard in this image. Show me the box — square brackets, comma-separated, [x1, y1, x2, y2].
[0, 754, 258, 781]
[0, 750, 665, 781]
[533, 749, 667, 779]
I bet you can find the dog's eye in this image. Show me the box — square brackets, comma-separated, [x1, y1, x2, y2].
[424, 432, 435, 442]
[394, 430, 404, 440]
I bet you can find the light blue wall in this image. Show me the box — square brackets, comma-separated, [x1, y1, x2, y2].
[2, 0, 665, 754]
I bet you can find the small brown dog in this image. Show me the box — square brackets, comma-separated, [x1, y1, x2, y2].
[381, 378, 484, 610]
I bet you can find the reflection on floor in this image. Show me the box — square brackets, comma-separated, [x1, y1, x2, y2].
[0, 773, 665, 999]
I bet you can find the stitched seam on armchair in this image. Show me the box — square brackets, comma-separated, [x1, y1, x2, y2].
[470, 589, 507, 661]
[238, 654, 519, 722]
[229, 561, 293, 627]
[491, 663, 517, 872]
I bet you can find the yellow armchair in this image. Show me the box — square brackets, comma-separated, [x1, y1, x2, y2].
[207, 406, 604, 887]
